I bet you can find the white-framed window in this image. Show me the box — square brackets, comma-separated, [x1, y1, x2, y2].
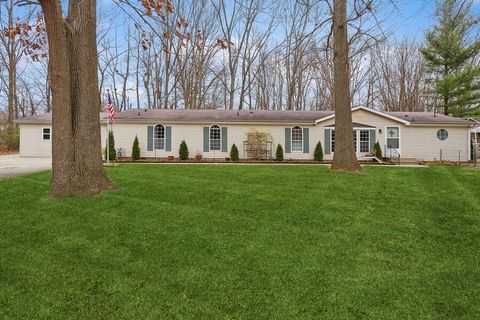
[154, 124, 165, 150]
[209, 125, 221, 151]
[386, 127, 399, 148]
[331, 130, 335, 153]
[353, 130, 357, 152]
[42, 128, 51, 140]
[291, 126, 303, 152]
[437, 129, 448, 141]
[331, 130, 358, 153]
[359, 130, 370, 153]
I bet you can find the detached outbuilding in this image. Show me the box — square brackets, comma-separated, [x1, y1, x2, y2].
[16, 107, 474, 162]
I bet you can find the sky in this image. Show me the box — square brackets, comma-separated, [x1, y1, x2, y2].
[7, 0, 480, 44]
[380, 0, 480, 41]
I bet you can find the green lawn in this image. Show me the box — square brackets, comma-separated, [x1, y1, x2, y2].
[0, 164, 479, 319]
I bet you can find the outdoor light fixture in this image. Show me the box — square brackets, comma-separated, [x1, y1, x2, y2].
[379, 129, 382, 134]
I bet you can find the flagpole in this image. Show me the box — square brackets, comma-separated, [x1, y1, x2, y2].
[106, 90, 110, 164]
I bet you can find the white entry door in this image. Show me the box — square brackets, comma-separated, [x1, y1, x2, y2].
[385, 126, 400, 157]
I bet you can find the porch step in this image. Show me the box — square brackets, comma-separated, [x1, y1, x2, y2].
[399, 158, 418, 164]
[384, 157, 418, 165]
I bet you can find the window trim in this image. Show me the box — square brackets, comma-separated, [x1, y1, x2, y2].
[42, 127, 51, 141]
[291, 125, 303, 153]
[331, 129, 335, 153]
[359, 129, 370, 153]
[329, 128, 375, 154]
[384, 125, 401, 152]
[154, 124, 166, 150]
[437, 129, 449, 141]
[209, 124, 222, 151]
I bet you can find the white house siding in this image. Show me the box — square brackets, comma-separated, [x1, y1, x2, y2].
[320, 109, 404, 160]
[19, 110, 472, 161]
[401, 126, 470, 161]
[20, 123, 107, 158]
[318, 109, 470, 161]
[107, 122, 320, 160]
[19, 124, 52, 157]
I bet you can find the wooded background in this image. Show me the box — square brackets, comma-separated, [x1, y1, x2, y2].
[1, 0, 478, 121]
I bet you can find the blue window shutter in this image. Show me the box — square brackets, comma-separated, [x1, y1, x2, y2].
[165, 126, 172, 151]
[303, 128, 309, 153]
[369, 129, 376, 152]
[221, 127, 228, 152]
[203, 127, 209, 152]
[147, 126, 153, 151]
[285, 128, 291, 153]
[325, 129, 331, 154]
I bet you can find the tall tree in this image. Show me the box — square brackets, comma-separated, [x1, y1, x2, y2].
[375, 39, 427, 111]
[421, 0, 480, 116]
[330, 0, 361, 172]
[38, 0, 114, 196]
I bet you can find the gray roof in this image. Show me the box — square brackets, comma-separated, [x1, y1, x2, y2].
[109, 109, 334, 123]
[15, 108, 473, 126]
[16, 109, 334, 124]
[384, 111, 472, 125]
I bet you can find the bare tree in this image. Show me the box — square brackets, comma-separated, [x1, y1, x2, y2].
[0, 0, 34, 138]
[374, 39, 427, 111]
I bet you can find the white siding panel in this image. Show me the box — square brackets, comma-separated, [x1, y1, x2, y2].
[19, 124, 52, 157]
[20, 110, 471, 162]
[108, 123, 321, 160]
[402, 126, 470, 161]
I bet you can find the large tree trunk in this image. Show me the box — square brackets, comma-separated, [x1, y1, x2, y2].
[331, 0, 361, 172]
[40, 0, 114, 197]
[6, 0, 16, 149]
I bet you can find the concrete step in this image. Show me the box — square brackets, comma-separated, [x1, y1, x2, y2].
[399, 158, 418, 164]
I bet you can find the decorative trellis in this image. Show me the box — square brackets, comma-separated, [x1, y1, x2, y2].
[243, 129, 273, 160]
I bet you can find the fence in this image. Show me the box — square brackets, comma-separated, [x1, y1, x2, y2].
[438, 149, 471, 163]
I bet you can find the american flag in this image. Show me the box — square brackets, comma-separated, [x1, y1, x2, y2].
[106, 93, 115, 125]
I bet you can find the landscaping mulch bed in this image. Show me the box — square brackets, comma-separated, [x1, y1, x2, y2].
[113, 157, 393, 165]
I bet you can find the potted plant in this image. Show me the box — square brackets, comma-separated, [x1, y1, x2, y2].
[195, 151, 203, 161]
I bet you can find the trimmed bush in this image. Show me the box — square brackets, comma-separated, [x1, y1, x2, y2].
[179, 140, 189, 160]
[132, 135, 140, 160]
[373, 141, 382, 159]
[276, 144, 283, 161]
[230, 143, 239, 161]
[105, 130, 116, 160]
[314, 141, 323, 161]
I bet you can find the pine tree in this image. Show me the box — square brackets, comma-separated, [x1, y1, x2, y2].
[276, 144, 283, 161]
[314, 142, 323, 161]
[230, 144, 239, 161]
[105, 130, 116, 161]
[179, 140, 189, 160]
[373, 141, 382, 159]
[132, 136, 140, 160]
[421, 0, 480, 116]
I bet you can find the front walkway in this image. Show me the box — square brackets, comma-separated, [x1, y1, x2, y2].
[0, 154, 51, 179]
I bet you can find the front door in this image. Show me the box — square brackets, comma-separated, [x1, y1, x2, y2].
[385, 126, 400, 157]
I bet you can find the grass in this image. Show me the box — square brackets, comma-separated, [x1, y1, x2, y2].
[0, 164, 479, 319]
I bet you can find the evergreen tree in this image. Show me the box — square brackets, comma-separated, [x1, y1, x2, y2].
[421, 0, 480, 116]
[314, 142, 323, 161]
[179, 140, 189, 160]
[230, 144, 239, 161]
[373, 141, 382, 159]
[276, 144, 283, 161]
[105, 130, 116, 161]
[132, 136, 140, 160]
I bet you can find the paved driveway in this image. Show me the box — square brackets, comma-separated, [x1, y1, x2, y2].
[0, 154, 51, 179]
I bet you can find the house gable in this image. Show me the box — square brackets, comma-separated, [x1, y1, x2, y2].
[314, 106, 411, 125]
